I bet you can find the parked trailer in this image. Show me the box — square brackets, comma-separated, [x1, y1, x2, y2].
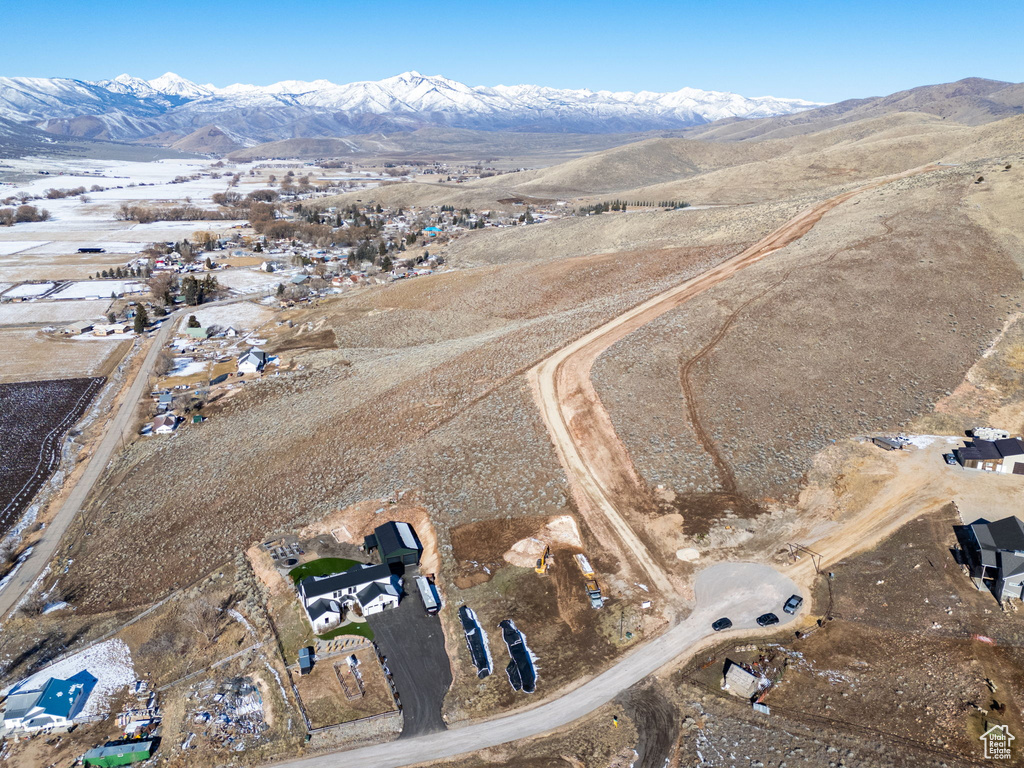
[415, 575, 441, 615]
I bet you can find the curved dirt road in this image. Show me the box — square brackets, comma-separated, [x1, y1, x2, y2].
[527, 166, 936, 596]
[0, 296, 255, 620]
[271, 563, 798, 768]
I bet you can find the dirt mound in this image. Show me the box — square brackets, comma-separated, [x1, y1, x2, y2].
[502, 515, 584, 567]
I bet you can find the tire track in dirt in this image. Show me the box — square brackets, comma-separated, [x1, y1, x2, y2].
[529, 168, 935, 598]
[678, 212, 900, 501]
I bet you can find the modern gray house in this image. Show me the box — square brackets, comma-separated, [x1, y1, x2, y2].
[958, 516, 1024, 601]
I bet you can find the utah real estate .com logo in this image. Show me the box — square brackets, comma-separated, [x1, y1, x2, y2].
[981, 724, 1015, 760]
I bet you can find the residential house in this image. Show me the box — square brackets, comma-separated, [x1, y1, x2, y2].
[2, 671, 97, 734]
[299, 563, 402, 632]
[954, 437, 1024, 474]
[157, 392, 173, 412]
[364, 521, 422, 566]
[152, 414, 178, 435]
[237, 348, 268, 374]
[290, 274, 310, 286]
[958, 516, 1024, 600]
[184, 325, 209, 340]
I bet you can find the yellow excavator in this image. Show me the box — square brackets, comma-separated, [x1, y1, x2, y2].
[535, 546, 551, 574]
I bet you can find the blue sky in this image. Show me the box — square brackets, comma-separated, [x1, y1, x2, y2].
[2, 0, 1020, 102]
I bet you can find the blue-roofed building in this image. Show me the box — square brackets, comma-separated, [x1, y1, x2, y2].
[2, 670, 97, 734]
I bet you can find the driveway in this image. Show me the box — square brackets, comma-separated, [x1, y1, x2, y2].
[367, 572, 452, 738]
[273, 562, 800, 768]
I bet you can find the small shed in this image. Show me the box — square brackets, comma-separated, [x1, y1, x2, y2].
[722, 659, 763, 701]
[83, 740, 153, 767]
[298, 647, 314, 675]
[364, 521, 422, 566]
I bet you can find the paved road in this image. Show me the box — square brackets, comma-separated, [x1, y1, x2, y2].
[272, 563, 798, 768]
[0, 294, 259, 620]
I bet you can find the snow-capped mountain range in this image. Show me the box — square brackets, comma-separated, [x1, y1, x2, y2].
[0, 71, 825, 145]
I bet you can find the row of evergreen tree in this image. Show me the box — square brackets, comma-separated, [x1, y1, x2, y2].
[577, 200, 690, 215]
[93, 265, 152, 279]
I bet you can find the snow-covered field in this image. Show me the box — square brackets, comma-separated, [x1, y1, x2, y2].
[190, 301, 274, 329]
[50, 280, 145, 300]
[215, 268, 282, 293]
[2, 639, 136, 717]
[0, 241, 48, 256]
[0, 298, 110, 325]
[2, 281, 54, 298]
[18, 241, 146, 255]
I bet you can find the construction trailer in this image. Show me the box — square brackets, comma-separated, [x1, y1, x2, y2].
[83, 740, 154, 767]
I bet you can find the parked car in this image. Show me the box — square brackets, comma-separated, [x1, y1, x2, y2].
[783, 595, 803, 614]
[944, 453, 958, 466]
[712, 617, 733, 632]
[756, 612, 779, 627]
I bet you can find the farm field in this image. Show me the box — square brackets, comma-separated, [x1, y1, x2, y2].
[0, 298, 112, 326]
[0, 328, 128, 382]
[0, 376, 104, 535]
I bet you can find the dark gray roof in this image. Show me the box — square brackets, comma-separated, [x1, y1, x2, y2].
[301, 563, 392, 599]
[957, 438, 1024, 462]
[356, 581, 393, 607]
[995, 438, 1024, 457]
[371, 521, 422, 558]
[969, 517, 1024, 568]
[957, 440, 1003, 461]
[305, 598, 339, 621]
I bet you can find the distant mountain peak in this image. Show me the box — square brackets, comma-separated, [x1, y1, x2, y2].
[147, 72, 211, 99]
[0, 70, 831, 146]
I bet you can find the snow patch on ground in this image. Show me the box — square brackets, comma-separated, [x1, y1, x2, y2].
[189, 301, 274, 330]
[3, 639, 135, 717]
[168, 357, 206, 377]
[904, 435, 960, 449]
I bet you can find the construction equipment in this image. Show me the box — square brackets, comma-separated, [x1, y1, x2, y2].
[575, 554, 604, 608]
[535, 546, 551, 574]
[574, 553, 595, 578]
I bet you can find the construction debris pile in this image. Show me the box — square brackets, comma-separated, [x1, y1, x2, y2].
[180, 677, 266, 753]
[117, 680, 161, 738]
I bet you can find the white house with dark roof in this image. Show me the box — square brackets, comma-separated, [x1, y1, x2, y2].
[237, 348, 268, 374]
[298, 563, 401, 633]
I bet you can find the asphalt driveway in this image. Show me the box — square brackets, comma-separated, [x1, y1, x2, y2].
[367, 574, 452, 737]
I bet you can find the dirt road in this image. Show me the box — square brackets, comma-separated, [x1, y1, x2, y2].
[527, 166, 937, 597]
[0, 295, 257, 620]
[271, 563, 798, 768]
